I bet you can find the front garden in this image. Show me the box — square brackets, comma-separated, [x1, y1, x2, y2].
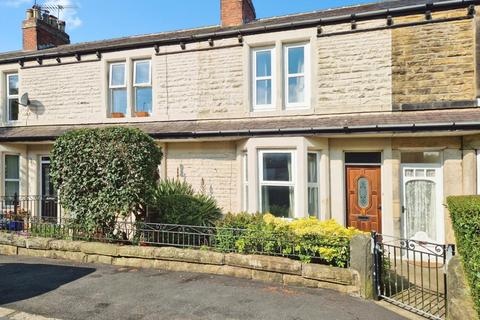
[1, 127, 364, 268]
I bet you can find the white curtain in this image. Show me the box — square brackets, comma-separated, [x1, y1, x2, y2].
[405, 180, 436, 240]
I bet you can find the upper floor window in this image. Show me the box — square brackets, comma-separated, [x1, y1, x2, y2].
[109, 63, 127, 117]
[6, 74, 19, 121]
[252, 48, 275, 111]
[133, 60, 152, 116]
[284, 43, 310, 109]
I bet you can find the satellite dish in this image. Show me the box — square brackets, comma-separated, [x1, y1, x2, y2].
[19, 93, 30, 107]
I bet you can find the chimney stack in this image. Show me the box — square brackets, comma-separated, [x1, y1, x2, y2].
[22, 6, 70, 51]
[221, 0, 256, 27]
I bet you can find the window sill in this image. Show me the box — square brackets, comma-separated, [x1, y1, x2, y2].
[134, 112, 150, 118]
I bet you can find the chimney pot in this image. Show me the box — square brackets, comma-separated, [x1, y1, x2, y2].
[221, 0, 256, 27]
[22, 8, 70, 51]
[26, 8, 33, 19]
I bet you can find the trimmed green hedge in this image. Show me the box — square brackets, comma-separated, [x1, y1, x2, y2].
[446, 196, 480, 316]
[50, 127, 162, 236]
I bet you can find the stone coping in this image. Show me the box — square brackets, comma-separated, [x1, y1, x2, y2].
[0, 232, 360, 295]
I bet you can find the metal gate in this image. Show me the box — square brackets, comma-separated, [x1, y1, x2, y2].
[372, 232, 455, 320]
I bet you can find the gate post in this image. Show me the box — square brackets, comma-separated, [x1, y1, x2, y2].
[350, 233, 374, 299]
[371, 231, 381, 301]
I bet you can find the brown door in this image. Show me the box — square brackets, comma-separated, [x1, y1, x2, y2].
[346, 166, 382, 233]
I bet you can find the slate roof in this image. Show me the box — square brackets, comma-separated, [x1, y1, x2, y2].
[0, 0, 469, 63]
[2, 109, 480, 142]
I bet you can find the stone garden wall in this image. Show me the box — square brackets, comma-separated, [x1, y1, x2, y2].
[0, 232, 362, 296]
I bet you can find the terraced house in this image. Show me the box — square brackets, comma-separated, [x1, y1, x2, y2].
[1, 0, 480, 245]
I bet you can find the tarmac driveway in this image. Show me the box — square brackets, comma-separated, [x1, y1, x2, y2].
[0, 255, 406, 320]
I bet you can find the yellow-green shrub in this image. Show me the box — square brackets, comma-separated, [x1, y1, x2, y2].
[215, 213, 364, 267]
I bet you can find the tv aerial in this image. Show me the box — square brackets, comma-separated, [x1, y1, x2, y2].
[32, 1, 77, 20]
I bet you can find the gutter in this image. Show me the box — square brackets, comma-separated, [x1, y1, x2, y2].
[1, 121, 479, 142]
[1, 0, 479, 65]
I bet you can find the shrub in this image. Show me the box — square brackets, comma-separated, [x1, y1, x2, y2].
[50, 127, 162, 237]
[215, 213, 364, 267]
[148, 179, 222, 226]
[446, 196, 480, 317]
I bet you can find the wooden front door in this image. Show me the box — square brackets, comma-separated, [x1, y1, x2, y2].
[346, 166, 382, 233]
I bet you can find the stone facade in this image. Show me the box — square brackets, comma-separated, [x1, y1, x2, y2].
[0, 4, 478, 248]
[165, 141, 239, 212]
[392, 10, 476, 110]
[317, 27, 392, 114]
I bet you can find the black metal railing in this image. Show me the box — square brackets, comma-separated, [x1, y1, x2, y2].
[0, 214, 351, 267]
[372, 232, 455, 320]
[0, 194, 63, 223]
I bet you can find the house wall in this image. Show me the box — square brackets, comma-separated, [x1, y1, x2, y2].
[392, 9, 476, 109]
[0, 133, 475, 244]
[0, 8, 475, 126]
[164, 141, 240, 213]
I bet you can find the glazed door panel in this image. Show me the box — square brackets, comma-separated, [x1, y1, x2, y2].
[346, 166, 382, 233]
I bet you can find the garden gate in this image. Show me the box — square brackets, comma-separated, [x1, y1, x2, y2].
[372, 232, 455, 320]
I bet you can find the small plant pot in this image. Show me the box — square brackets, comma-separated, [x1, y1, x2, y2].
[111, 112, 125, 118]
[134, 111, 150, 117]
[8, 221, 24, 231]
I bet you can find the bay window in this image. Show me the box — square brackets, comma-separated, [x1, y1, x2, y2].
[5, 155, 20, 198]
[252, 48, 275, 111]
[133, 60, 152, 116]
[284, 43, 310, 109]
[259, 151, 294, 217]
[307, 152, 320, 217]
[109, 62, 127, 116]
[6, 74, 19, 121]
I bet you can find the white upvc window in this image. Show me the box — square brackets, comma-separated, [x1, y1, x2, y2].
[307, 152, 320, 217]
[242, 152, 248, 211]
[4, 154, 20, 198]
[284, 43, 310, 109]
[258, 150, 295, 218]
[133, 60, 152, 116]
[109, 62, 127, 116]
[252, 47, 275, 111]
[6, 73, 19, 121]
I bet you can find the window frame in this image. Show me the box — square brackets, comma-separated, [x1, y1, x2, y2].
[284, 43, 310, 110]
[307, 151, 320, 217]
[108, 62, 127, 115]
[133, 60, 152, 115]
[4, 154, 20, 197]
[252, 47, 276, 112]
[258, 150, 296, 217]
[109, 62, 127, 88]
[6, 73, 19, 122]
[133, 60, 152, 86]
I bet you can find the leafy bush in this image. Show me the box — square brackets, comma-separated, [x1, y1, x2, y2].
[50, 127, 162, 236]
[215, 213, 364, 267]
[446, 196, 480, 317]
[148, 179, 222, 226]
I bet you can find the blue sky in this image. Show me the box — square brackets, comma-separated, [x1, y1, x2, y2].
[0, 0, 373, 53]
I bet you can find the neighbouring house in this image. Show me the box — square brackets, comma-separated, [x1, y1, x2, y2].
[0, 0, 479, 245]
